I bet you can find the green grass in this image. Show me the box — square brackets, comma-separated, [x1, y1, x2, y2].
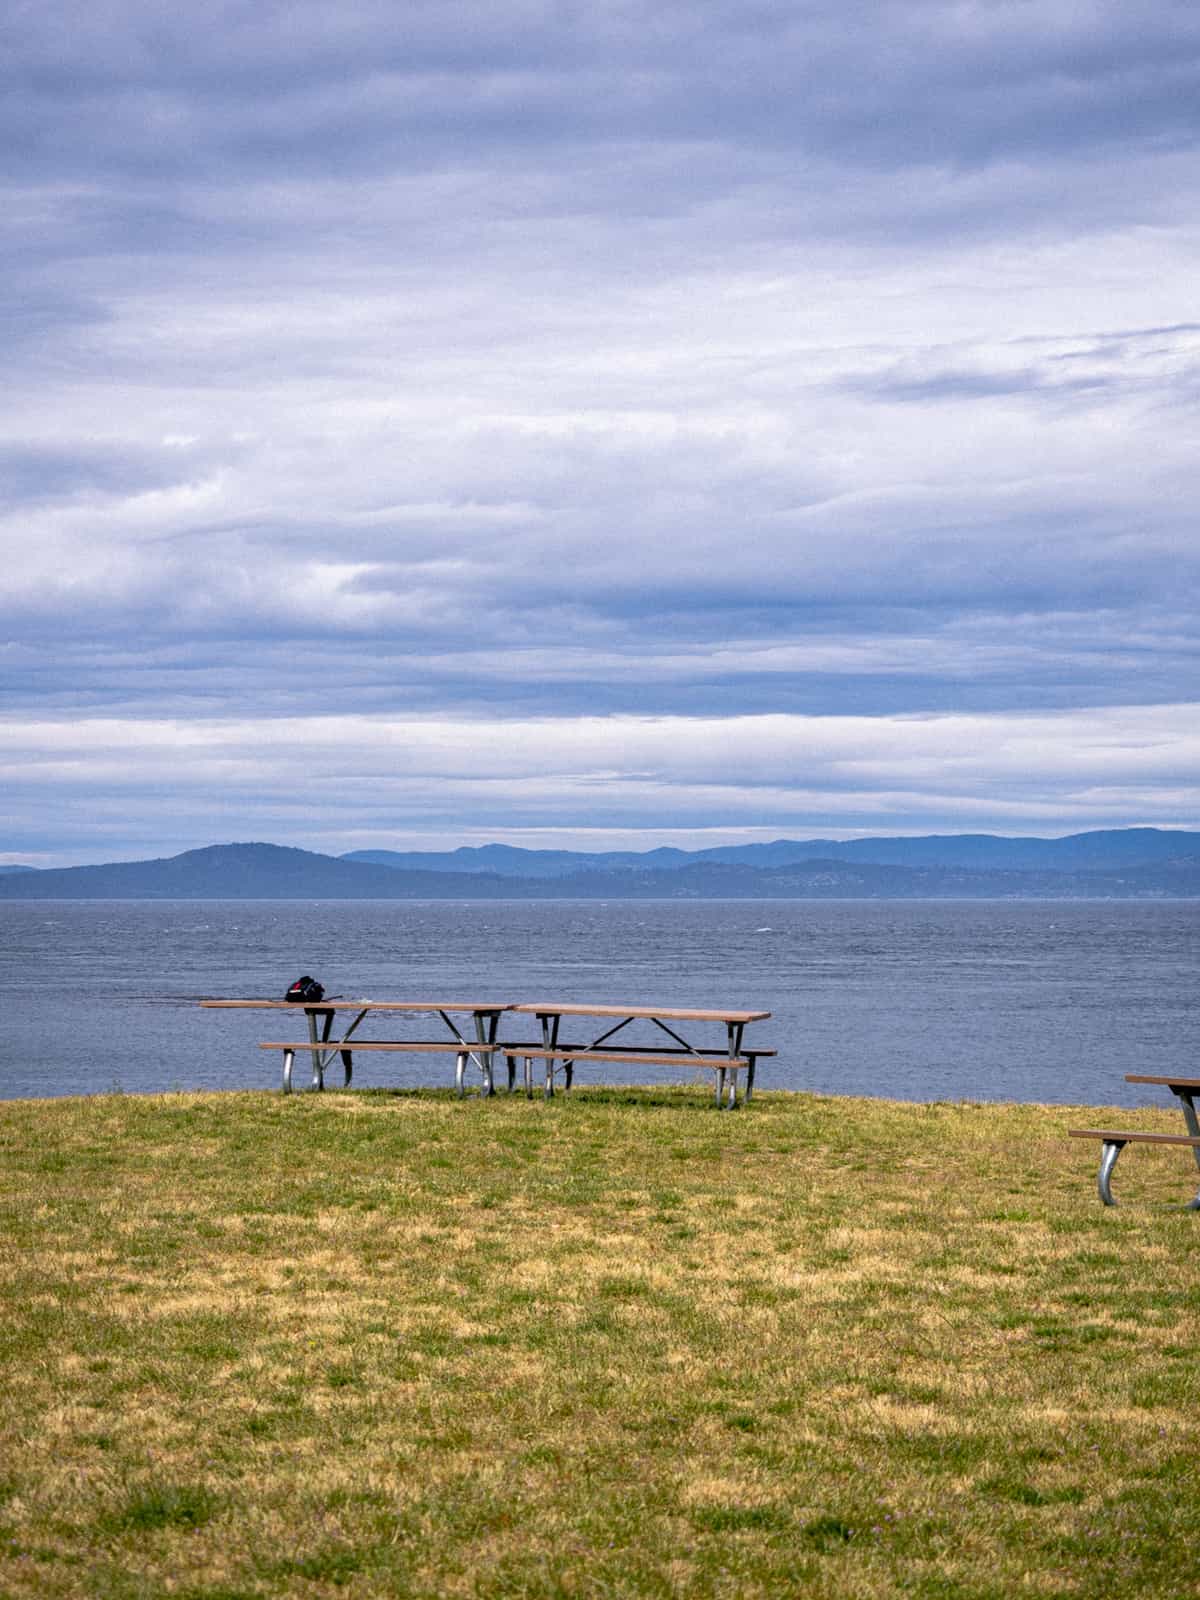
[1, 1085, 1199, 1598]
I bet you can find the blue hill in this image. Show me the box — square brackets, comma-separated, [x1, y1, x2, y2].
[2, 833, 1197, 899]
[343, 828, 1200, 877]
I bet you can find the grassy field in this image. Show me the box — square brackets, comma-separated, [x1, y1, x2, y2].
[1, 1084, 1199, 1600]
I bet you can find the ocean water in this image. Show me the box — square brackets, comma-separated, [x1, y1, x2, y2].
[0, 898, 1196, 1107]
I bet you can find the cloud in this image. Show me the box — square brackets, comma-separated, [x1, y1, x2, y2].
[2, 1, 1198, 859]
[6, 2, 1199, 182]
[2, 705, 1197, 863]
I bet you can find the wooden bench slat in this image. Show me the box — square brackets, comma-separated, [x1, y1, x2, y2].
[1071, 1125, 1200, 1208]
[499, 1048, 751, 1068]
[260, 1041, 752, 1068]
[1069, 1129, 1200, 1146]
[1125, 1074, 1200, 1089]
[495, 1041, 776, 1057]
[261, 1041, 758, 1067]
[259, 1040, 497, 1053]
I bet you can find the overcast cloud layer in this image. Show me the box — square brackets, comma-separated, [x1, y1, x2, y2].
[4, 0, 1199, 863]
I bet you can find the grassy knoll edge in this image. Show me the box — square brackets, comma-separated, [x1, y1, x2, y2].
[1, 1086, 1199, 1600]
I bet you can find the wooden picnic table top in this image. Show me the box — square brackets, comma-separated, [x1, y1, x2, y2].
[1126, 1073, 1200, 1088]
[201, 1000, 768, 1022]
[511, 1002, 770, 1023]
[200, 999, 514, 1012]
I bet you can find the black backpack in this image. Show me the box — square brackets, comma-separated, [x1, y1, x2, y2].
[285, 975, 325, 1003]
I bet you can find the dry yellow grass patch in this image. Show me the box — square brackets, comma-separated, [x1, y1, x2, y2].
[2, 1087, 1200, 1600]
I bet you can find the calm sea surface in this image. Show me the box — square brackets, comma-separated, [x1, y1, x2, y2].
[0, 899, 1196, 1106]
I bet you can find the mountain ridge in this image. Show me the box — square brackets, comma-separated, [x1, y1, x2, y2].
[342, 828, 1200, 876]
[1, 835, 1198, 899]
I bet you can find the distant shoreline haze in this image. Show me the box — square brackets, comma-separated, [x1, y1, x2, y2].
[1, 830, 1199, 899]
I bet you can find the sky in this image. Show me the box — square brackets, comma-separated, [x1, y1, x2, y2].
[3, 0, 1199, 865]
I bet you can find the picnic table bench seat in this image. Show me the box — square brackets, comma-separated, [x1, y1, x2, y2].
[256, 1038, 776, 1103]
[1069, 1128, 1200, 1208]
[497, 1041, 776, 1104]
[257, 1038, 505, 1095]
[1071, 1074, 1200, 1208]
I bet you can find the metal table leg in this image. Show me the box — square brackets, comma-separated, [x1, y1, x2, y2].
[1175, 1091, 1200, 1169]
[539, 1012, 561, 1100]
[474, 1009, 499, 1097]
[724, 1021, 745, 1110]
[307, 1010, 328, 1091]
[1168, 1091, 1200, 1207]
[440, 1008, 501, 1097]
[298, 1007, 361, 1092]
[1097, 1138, 1125, 1206]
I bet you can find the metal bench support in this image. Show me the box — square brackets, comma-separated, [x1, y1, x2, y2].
[281, 1043, 350, 1095]
[1174, 1089, 1200, 1171]
[282, 1007, 364, 1092]
[1093, 1136, 1200, 1209]
[1097, 1139, 1124, 1206]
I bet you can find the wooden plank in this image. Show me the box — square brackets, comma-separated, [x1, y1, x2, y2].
[499, 1048, 750, 1068]
[258, 1040, 500, 1052]
[202, 1000, 513, 1011]
[204, 1000, 766, 1019]
[510, 1003, 770, 1022]
[202, 1000, 344, 1009]
[497, 1041, 777, 1057]
[259, 1041, 751, 1066]
[1125, 1074, 1200, 1088]
[1068, 1129, 1200, 1145]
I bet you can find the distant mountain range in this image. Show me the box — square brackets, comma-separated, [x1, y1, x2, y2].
[345, 828, 1200, 876]
[1, 831, 1198, 899]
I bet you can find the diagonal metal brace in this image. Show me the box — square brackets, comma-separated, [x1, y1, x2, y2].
[302, 1006, 367, 1090]
[649, 1016, 702, 1055]
[584, 1016, 635, 1050]
[440, 1009, 500, 1096]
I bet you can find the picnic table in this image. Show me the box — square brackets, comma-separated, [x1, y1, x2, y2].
[1070, 1072, 1200, 1208]
[199, 1000, 512, 1094]
[200, 997, 774, 1107]
[500, 1002, 773, 1108]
